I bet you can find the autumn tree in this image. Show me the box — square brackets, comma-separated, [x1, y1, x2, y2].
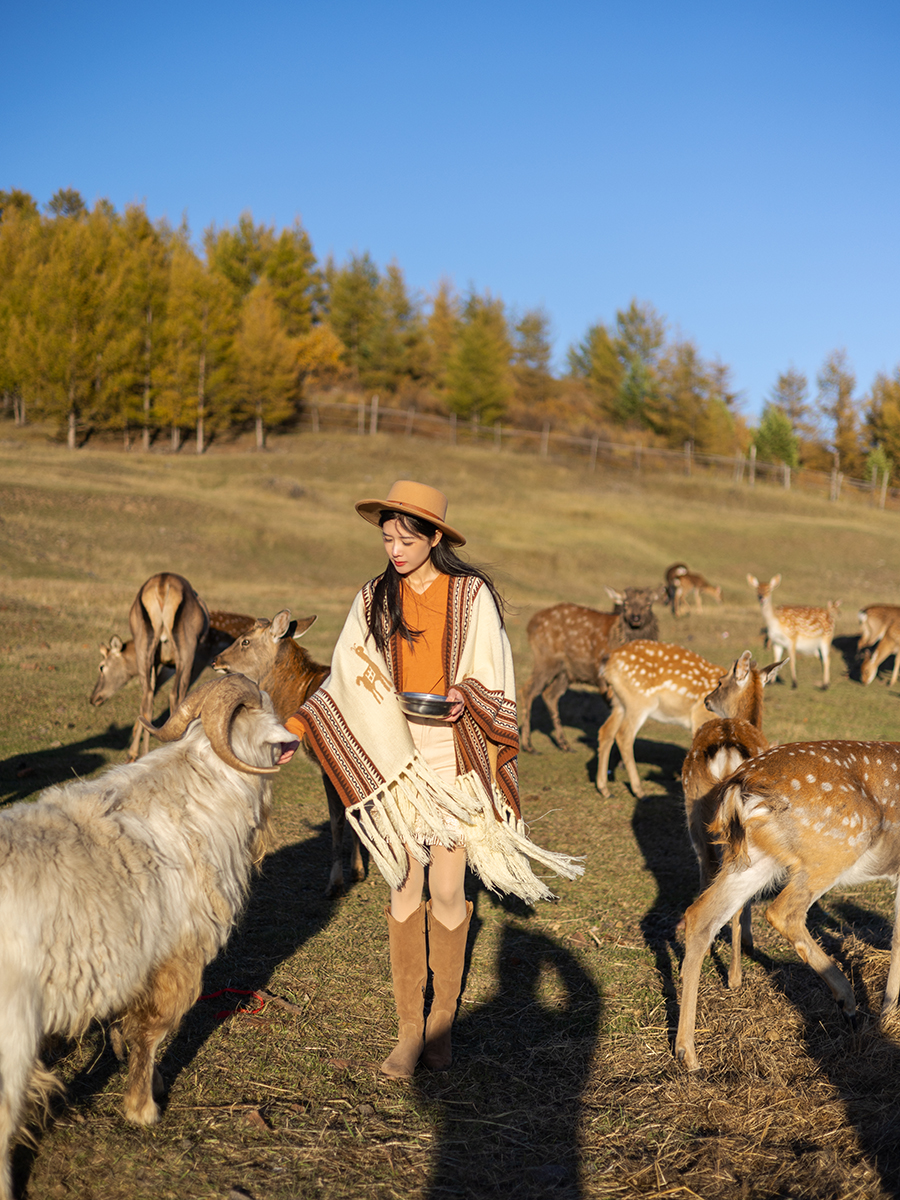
[7, 200, 116, 447]
[816, 349, 863, 477]
[445, 292, 512, 424]
[512, 308, 554, 411]
[156, 233, 236, 452]
[422, 279, 460, 403]
[865, 368, 900, 469]
[233, 280, 299, 448]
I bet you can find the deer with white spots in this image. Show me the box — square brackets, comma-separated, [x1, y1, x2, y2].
[748, 573, 839, 689]
[596, 640, 726, 798]
[675, 739, 900, 1070]
[858, 604, 900, 686]
[681, 650, 785, 988]
[670, 569, 723, 617]
[519, 586, 666, 753]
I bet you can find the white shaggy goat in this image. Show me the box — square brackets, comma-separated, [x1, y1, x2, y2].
[0, 675, 297, 1200]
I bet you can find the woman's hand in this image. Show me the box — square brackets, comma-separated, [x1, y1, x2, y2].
[446, 686, 466, 723]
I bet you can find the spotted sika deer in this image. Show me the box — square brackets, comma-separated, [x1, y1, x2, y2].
[596, 640, 725, 798]
[675, 739, 900, 1070]
[858, 604, 900, 686]
[670, 570, 723, 617]
[681, 650, 785, 987]
[747, 573, 839, 689]
[519, 586, 666, 753]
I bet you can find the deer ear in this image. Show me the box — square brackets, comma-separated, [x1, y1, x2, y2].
[109, 635, 124, 653]
[747, 574, 759, 588]
[761, 659, 787, 685]
[771, 574, 782, 588]
[734, 650, 752, 681]
[270, 610, 293, 640]
[293, 614, 318, 640]
[605, 586, 624, 604]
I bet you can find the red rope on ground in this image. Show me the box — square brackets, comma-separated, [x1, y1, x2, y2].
[198, 988, 267, 1020]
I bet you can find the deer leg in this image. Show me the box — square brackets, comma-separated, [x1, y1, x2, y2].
[727, 903, 754, 990]
[889, 650, 900, 688]
[324, 775, 350, 896]
[788, 645, 798, 689]
[612, 713, 648, 799]
[881, 882, 900, 1016]
[676, 866, 761, 1069]
[519, 673, 537, 752]
[596, 704, 625, 797]
[542, 673, 572, 752]
[764, 878, 856, 1015]
[121, 952, 200, 1125]
[820, 645, 831, 690]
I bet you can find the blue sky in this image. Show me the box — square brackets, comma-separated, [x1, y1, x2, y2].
[6, 1, 899, 417]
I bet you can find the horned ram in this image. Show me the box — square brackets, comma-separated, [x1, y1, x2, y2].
[0, 675, 297, 1200]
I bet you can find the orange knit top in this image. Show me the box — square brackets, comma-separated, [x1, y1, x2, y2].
[394, 573, 450, 696]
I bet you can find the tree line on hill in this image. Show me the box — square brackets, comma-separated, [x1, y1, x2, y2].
[1, 187, 898, 479]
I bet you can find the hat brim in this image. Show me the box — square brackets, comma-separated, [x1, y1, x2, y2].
[355, 498, 466, 546]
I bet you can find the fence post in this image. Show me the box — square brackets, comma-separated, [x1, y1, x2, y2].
[734, 452, 744, 483]
[541, 421, 550, 457]
[358, 397, 366, 435]
[494, 421, 502, 451]
[881, 470, 891, 509]
[405, 406, 415, 437]
[684, 440, 693, 476]
[472, 412, 479, 443]
[369, 394, 379, 435]
[634, 443, 642, 474]
[783, 462, 790, 489]
[449, 413, 457, 444]
[590, 434, 599, 473]
[748, 444, 756, 487]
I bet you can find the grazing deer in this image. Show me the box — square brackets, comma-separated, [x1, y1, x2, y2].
[671, 570, 723, 617]
[214, 609, 365, 896]
[91, 610, 255, 710]
[858, 604, 900, 686]
[747, 574, 839, 689]
[519, 585, 666, 753]
[664, 562, 690, 609]
[681, 650, 785, 987]
[596, 640, 725, 798]
[675, 739, 900, 1070]
[100, 574, 213, 760]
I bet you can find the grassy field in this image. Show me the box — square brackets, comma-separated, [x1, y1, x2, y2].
[3, 421, 900, 1199]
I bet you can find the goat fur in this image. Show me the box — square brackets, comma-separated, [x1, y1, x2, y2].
[0, 676, 295, 1200]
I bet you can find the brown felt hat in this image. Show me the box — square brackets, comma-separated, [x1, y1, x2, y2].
[355, 480, 466, 546]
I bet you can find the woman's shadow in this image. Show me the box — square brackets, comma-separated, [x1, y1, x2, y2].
[415, 919, 603, 1200]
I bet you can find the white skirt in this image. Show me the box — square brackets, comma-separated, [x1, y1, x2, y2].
[404, 716, 465, 846]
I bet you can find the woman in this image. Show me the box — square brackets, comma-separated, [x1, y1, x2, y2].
[288, 480, 582, 1078]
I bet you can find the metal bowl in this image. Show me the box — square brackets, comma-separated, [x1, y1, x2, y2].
[398, 691, 455, 719]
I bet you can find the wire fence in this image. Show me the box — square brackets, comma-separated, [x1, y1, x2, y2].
[301, 397, 898, 512]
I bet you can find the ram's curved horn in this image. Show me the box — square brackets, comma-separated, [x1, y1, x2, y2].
[152, 678, 221, 742]
[199, 675, 281, 776]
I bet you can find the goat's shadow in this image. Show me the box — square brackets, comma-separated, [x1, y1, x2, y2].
[415, 920, 603, 1200]
[0, 723, 132, 805]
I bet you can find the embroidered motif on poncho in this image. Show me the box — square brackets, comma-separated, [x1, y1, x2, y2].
[294, 574, 583, 902]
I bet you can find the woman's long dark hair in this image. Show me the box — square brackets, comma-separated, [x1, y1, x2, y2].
[367, 509, 506, 655]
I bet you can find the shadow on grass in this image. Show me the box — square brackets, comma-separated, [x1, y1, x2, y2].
[0, 722, 132, 805]
[416, 923, 603, 1200]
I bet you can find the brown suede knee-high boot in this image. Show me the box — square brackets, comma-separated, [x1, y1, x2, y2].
[380, 902, 427, 1079]
[423, 900, 473, 1070]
